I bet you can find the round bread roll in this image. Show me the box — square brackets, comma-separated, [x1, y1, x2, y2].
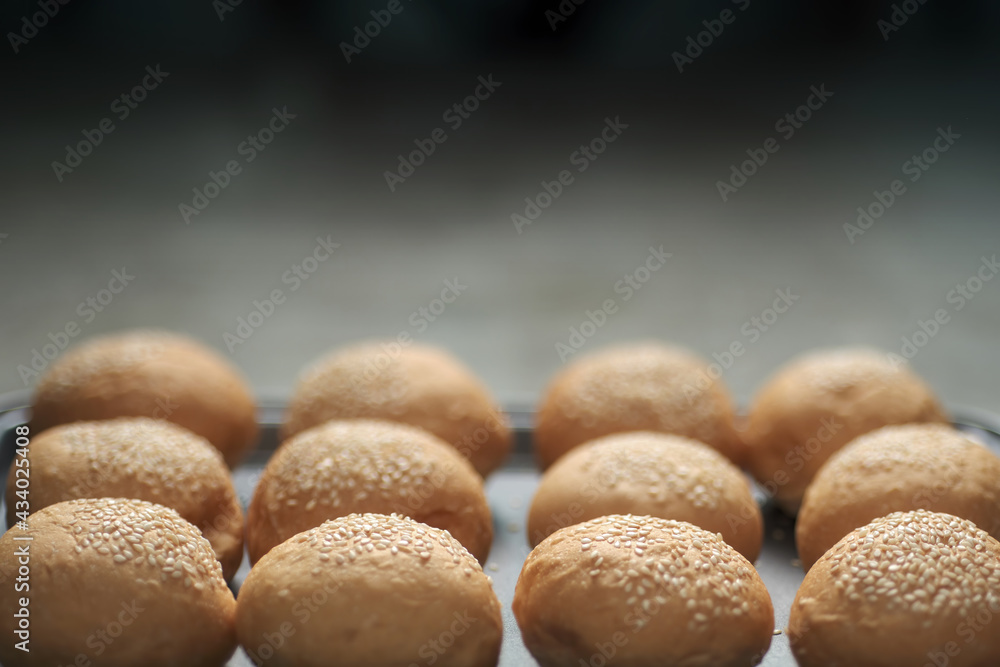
[789, 510, 1000, 667]
[534, 342, 742, 470]
[743, 348, 947, 511]
[513, 514, 774, 667]
[4, 418, 245, 580]
[31, 329, 258, 467]
[247, 419, 492, 563]
[283, 341, 510, 477]
[527, 431, 763, 561]
[237, 513, 503, 667]
[797, 423, 1000, 570]
[0, 498, 237, 667]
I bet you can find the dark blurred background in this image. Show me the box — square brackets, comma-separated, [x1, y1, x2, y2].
[1, 0, 999, 410]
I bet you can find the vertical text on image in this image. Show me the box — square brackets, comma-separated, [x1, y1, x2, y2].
[11, 424, 32, 653]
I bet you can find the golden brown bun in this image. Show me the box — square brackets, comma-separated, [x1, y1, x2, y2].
[789, 510, 1000, 667]
[0, 498, 237, 667]
[283, 341, 510, 477]
[247, 419, 493, 564]
[743, 348, 947, 511]
[797, 424, 1000, 570]
[513, 514, 773, 667]
[534, 342, 742, 470]
[31, 329, 258, 467]
[4, 418, 244, 580]
[237, 513, 503, 667]
[527, 431, 763, 561]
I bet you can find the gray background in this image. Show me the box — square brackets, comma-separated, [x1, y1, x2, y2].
[2, 122, 998, 412]
[1, 2, 999, 412]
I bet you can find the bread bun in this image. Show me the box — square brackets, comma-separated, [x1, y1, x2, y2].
[0, 498, 237, 667]
[797, 423, 1000, 570]
[5, 418, 244, 580]
[237, 513, 503, 667]
[247, 419, 492, 563]
[31, 329, 258, 467]
[789, 510, 1000, 667]
[527, 431, 762, 561]
[513, 514, 773, 667]
[744, 348, 947, 511]
[283, 341, 510, 476]
[534, 342, 742, 470]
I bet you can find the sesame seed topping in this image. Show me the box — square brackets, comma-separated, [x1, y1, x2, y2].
[817, 510, 1000, 617]
[287, 513, 481, 572]
[555, 515, 762, 629]
[28, 498, 228, 593]
[255, 420, 477, 538]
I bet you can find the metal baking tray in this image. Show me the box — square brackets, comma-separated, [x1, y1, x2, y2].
[1, 390, 999, 667]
